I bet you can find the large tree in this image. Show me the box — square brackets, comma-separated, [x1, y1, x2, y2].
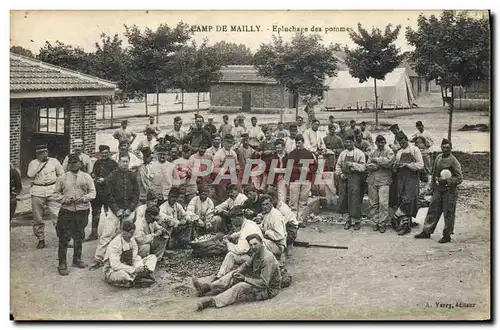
[406, 10, 490, 141]
[37, 41, 93, 74]
[212, 41, 253, 65]
[344, 23, 404, 128]
[10, 45, 35, 57]
[171, 39, 222, 110]
[124, 22, 192, 117]
[191, 40, 222, 110]
[253, 32, 338, 120]
[92, 33, 129, 89]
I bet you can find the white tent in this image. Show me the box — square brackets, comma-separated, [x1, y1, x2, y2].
[324, 68, 417, 110]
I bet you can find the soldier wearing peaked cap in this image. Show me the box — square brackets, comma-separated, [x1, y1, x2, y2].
[53, 153, 96, 276]
[27, 144, 65, 249]
[113, 119, 137, 149]
[137, 147, 155, 205]
[87, 144, 118, 241]
[415, 138, 463, 243]
[62, 138, 92, 173]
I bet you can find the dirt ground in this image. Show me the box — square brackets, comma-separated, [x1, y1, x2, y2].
[10, 106, 491, 320]
[10, 179, 490, 320]
[97, 106, 490, 154]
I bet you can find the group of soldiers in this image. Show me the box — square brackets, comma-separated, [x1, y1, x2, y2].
[14, 111, 463, 310]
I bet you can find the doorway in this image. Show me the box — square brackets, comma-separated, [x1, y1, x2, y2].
[242, 91, 251, 112]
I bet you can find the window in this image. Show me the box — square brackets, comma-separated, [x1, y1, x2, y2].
[38, 106, 65, 134]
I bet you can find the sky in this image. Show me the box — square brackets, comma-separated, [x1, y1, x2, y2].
[10, 10, 487, 54]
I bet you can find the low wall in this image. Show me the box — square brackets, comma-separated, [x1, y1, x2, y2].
[209, 106, 285, 114]
[453, 99, 490, 110]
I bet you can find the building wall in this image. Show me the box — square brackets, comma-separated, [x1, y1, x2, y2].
[210, 83, 288, 109]
[69, 98, 97, 157]
[11, 97, 98, 174]
[10, 101, 22, 169]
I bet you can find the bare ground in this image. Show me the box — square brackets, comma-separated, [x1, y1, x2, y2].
[10, 180, 490, 320]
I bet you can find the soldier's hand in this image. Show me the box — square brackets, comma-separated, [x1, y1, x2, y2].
[232, 272, 245, 282]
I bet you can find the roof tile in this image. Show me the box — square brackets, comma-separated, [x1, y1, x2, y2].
[10, 53, 115, 92]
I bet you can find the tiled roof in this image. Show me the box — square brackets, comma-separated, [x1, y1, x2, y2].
[10, 53, 116, 92]
[217, 65, 278, 84]
[216, 53, 349, 85]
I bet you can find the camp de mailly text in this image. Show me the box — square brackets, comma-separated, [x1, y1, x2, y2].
[190, 25, 347, 33]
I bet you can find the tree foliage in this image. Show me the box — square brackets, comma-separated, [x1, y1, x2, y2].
[10, 45, 34, 57]
[92, 33, 129, 89]
[124, 22, 192, 93]
[212, 41, 253, 65]
[344, 23, 403, 83]
[405, 10, 490, 89]
[253, 32, 338, 101]
[37, 41, 93, 73]
[189, 39, 222, 93]
[405, 10, 490, 141]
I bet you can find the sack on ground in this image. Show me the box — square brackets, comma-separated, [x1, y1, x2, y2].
[190, 234, 228, 257]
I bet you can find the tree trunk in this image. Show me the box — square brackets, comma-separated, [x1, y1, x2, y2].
[197, 91, 200, 112]
[181, 89, 184, 111]
[295, 89, 299, 122]
[156, 85, 160, 124]
[440, 84, 445, 107]
[110, 96, 114, 128]
[447, 85, 454, 142]
[374, 78, 379, 128]
[145, 91, 148, 116]
[280, 85, 284, 123]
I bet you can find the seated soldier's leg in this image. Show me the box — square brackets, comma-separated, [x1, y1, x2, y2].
[216, 252, 250, 278]
[213, 281, 257, 308]
[138, 244, 151, 258]
[151, 237, 168, 259]
[263, 239, 282, 259]
[208, 270, 236, 294]
[106, 270, 134, 287]
[140, 255, 158, 273]
[193, 270, 234, 298]
[93, 211, 121, 263]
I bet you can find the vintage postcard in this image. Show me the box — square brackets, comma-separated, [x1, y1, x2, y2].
[9, 10, 490, 320]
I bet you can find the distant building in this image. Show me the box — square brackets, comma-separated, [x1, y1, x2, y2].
[398, 59, 440, 96]
[210, 65, 295, 112]
[209, 57, 347, 112]
[10, 53, 116, 175]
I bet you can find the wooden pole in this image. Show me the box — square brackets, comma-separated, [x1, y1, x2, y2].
[440, 84, 445, 106]
[374, 78, 379, 128]
[280, 85, 284, 123]
[110, 97, 114, 128]
[181, 89, 184, 111]
[156, 84, 160, 125]
[197, 91, 200, 111]
[145, 91, 148, 116]
[295, 89, 299, 122]
[102, 101, 105, 120]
